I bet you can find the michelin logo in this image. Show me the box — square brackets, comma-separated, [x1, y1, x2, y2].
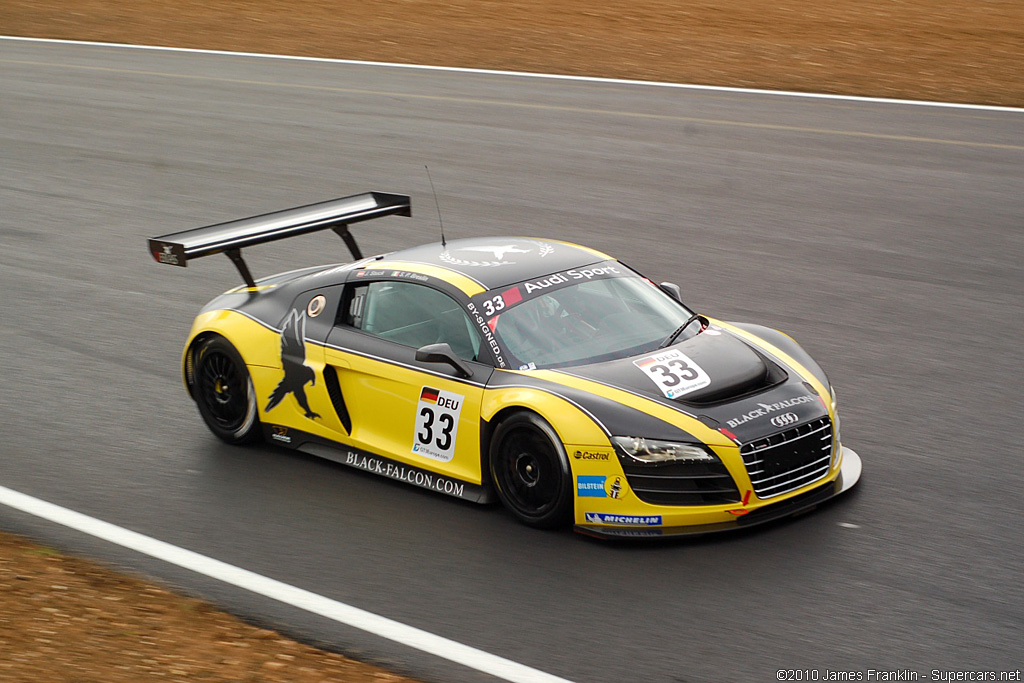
[584, 512, 662, 526]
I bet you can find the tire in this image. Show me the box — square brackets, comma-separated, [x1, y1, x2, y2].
[489, 412, 573, 529]
[192, 336, 261, 445]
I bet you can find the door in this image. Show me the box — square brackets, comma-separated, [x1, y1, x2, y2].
[323, 278, 491, 484]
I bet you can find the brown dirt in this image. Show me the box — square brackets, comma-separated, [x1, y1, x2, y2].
[0, 530, 419, 682]
[1, 0, 1022, 106]
[1, 2, 1021, 681]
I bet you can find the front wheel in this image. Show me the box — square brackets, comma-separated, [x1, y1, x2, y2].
[192, 336, 261, 445]
[489, 412, 573, 529]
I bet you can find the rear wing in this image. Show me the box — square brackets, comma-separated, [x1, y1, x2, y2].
[148, 192, 411, 287]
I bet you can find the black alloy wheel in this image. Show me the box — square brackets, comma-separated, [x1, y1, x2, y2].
[193, 336, 260, 444]
[490, 412, 573, 528]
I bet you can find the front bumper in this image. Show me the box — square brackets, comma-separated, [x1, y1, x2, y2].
[574, 446, 862, 540]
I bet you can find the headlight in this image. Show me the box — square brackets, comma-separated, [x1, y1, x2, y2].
[612, 436, 718, 464]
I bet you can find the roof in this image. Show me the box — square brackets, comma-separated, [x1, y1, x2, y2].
[369, 237, 612, 292]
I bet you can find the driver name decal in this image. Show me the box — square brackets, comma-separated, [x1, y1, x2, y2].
[633, 348, 711, 399]
[412, 386, 464, 462]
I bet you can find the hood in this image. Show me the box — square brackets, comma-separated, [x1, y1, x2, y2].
[558, 328, 828, 442]
[566, 329, 775, 402]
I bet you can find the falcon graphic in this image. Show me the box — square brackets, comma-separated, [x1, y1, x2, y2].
[265, 310, 320, 419]
[459, 245, 531, 260]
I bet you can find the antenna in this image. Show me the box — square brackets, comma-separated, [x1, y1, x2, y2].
[425, 165, 446, 249]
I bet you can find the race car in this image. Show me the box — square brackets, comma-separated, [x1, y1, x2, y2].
[149, 191, 861, 538]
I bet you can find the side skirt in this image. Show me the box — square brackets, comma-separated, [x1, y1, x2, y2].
[260, 424, 494, 504]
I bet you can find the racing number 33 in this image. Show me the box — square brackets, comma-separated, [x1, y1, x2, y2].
[412, 387, 464, 462]
[633, 349, 711, 399]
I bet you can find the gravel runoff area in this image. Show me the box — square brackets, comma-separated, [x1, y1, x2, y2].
[0, 530, 416, 682]
[1, 0, 1023, 105]
[1, 1, 1021, 682]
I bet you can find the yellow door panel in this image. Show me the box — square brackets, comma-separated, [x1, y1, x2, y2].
[323, 346, 487, 485]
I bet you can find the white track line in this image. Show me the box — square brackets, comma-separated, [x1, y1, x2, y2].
[2, 35, 1022, 114]
[0, 484, 575, 683]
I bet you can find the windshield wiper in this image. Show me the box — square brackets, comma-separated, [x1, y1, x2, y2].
[659, 313, 703, 348]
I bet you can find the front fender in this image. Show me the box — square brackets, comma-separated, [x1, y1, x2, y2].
[721, 320, 830, 390]
[480, 386, 610, 447]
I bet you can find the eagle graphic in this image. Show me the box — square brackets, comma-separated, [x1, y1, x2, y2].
[265, 310, 320, 419]
[459, 244, 531, 260]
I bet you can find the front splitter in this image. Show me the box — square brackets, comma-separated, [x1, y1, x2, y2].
[575, 446, 862, 540]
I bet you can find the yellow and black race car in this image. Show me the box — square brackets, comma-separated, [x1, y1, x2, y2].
[149, 191, 861, 538]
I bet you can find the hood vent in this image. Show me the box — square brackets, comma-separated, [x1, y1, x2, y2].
[679, 347, 787, 406]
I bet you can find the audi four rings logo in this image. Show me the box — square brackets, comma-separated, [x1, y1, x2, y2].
[771, 412, 800, 428]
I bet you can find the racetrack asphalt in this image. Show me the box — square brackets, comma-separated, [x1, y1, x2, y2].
[1, 39, 1022, 683]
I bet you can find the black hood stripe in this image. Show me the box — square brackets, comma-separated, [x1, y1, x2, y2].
[552, 368, 700, 419]
[487, 371, 704, 443]
[716, 321, 828, 396]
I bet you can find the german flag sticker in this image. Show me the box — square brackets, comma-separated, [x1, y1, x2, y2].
[420, 387, 439, 403]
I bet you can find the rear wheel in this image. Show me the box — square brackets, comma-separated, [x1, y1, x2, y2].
[192, 337, 260, 444]
[489, 412, 573, 529]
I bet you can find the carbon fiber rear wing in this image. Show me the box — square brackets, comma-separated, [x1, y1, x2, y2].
[148, 192, 411, 287]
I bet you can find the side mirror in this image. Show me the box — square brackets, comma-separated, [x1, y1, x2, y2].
[659, 281, 683, 303]
[415, 343, 474, 379]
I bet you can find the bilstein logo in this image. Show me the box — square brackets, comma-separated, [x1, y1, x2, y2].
[770, 412, 800, 428]
[574, 449, 610, 461]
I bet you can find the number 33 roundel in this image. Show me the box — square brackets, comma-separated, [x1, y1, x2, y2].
[633, 349, 711, 400]
[413, 387, 464, 462]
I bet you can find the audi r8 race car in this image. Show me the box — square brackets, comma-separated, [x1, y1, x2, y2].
[149, 191, 861, 538]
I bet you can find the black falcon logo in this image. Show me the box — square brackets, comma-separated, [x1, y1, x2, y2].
[266, 310, 321, 419]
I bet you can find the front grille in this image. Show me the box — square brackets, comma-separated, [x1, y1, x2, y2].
[741, 417, 833, 499]
[621, 460, 741, 506]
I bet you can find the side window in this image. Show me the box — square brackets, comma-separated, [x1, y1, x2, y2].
[345, 281, 482, 361]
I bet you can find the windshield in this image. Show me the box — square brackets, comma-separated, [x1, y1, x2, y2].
[478, 263, 698, 369]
